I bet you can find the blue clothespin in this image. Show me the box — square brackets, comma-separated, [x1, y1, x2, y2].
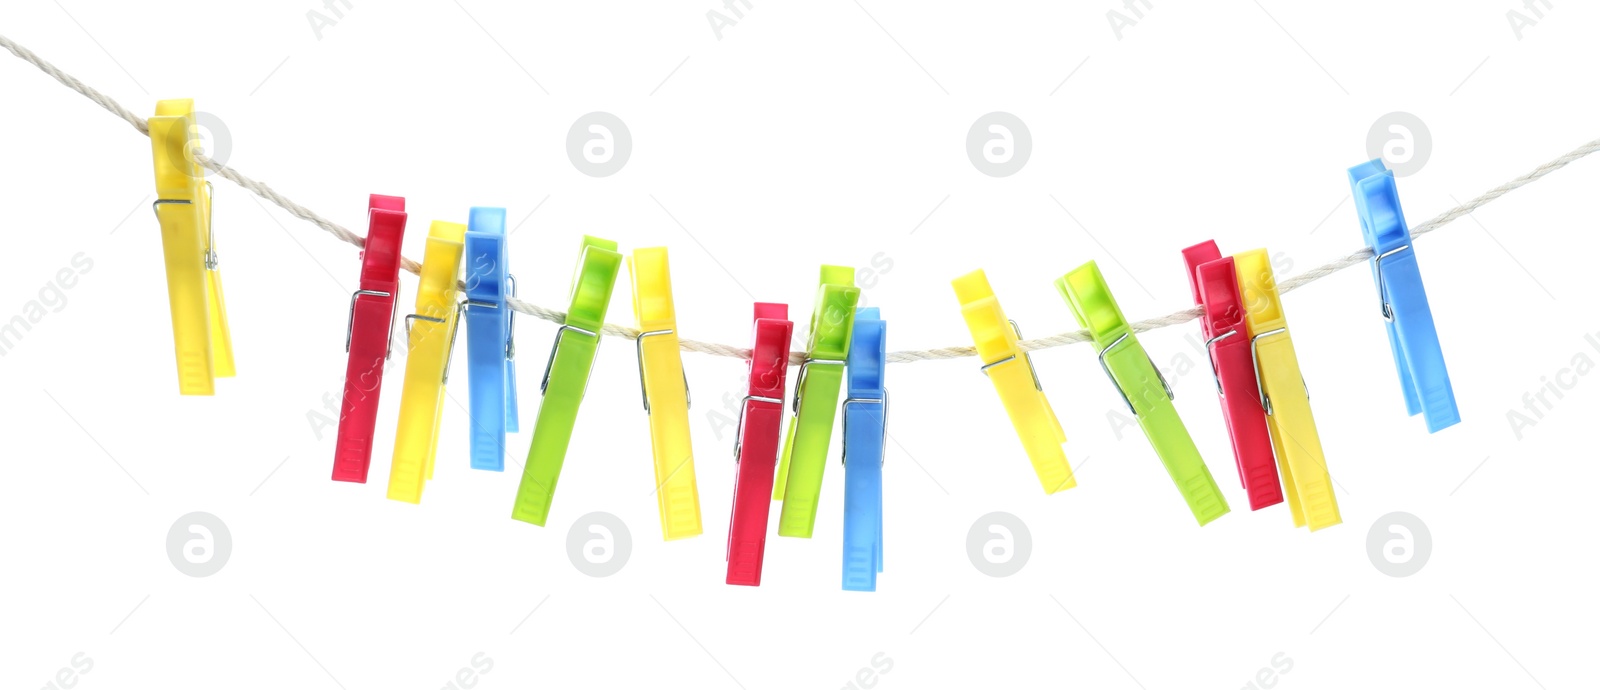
[841, 307, 886, 592]
[1348, 160, 1459, 433]
[462, 206, 521, 470]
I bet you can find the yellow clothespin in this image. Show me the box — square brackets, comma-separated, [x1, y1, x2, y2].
[628, 247, 702, 540]
[1233, 249, 1340, 531]
[387, 221, 468, 504]
[149, 99, 234, 394]
[952, 269, 1075, 494]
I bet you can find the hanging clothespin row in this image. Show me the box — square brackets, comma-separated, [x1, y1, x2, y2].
[1181, 241, 1283, 511]
[951, 269, 1075, 494]
[331, 194, 408, 483]
[1057, 261, 1228, 525]
[512, 236, 623, 526]
[462, 207, 520, 471]
[773, 266, 860, 538]
[629, 247, 702, 540]
[726, 303, 794, 586]
[1348, 160, 1459, 433]
[148, 98, 234, 395]
[1233, 249, 1340, 531]
[386, 221, 467, 504]
[841, 307, 886, 592]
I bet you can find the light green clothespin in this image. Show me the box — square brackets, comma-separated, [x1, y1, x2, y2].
[512, 236, 622, 526]
[1056, 261, 1229, 526]
[773, 265, 860, 538]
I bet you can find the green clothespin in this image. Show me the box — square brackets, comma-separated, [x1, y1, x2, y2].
[773, 265, 860, 538]
[512, 236, 622, 526]
[1055, 261, 1229, 526]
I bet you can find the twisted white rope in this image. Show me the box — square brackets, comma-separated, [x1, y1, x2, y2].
[6, 32, 1596, 365]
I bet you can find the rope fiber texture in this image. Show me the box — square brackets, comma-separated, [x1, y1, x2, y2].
[6, 32, 1597, 365]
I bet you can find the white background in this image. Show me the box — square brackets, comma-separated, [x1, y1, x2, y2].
[3, 1, 1598, 688]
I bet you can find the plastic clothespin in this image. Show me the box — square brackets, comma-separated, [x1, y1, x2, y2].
[512, 236, 623, 526]
[628, 247, 702, 540]
[462, 207, 520, 471]
[1057, 261, 1228, 525]
[148, 98, 234, 395]
[1181, 241, 1283, 511]
[331, 194, 408, 483]
[951, 269, 1075, 494]
[726, 303, 794, 586]
[841, 307, 886, 592]
[385, 221, 468, 504]
[1348, 159, 1459, 433]
[773, 266, 860, 539]
[1233, 249, 1340, 531]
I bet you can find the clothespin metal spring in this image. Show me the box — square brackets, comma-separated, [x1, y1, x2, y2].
[1250, 327, 1313, 416]
[791, 357, 847, 415]
[733, 394, 782, 460]
[1202, 329, 1237, 396]
[402, 311, 464, 384]
[152, 181, 219, 266]
[634, 328, 692, 414]
[540, 324, 599, 395]
[978, 320, 1042, 392]
[840, 391, 889, 467]
[505, 274, 519, 359]
[1096, 332, 1174, 416]
[345, 288, 399, 358]
[1374, 244, 1410, 322]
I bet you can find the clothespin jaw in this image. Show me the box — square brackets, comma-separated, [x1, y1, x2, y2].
[1181, 241, 1283, 511]
[951, 269, 1074, 494]
[727, 302, 793, 586]
[331, 194, 408, 483]
[842, 307, 886, 592]
[773, 266, 861, 539]
[1057, 261, 1228, 525]
[1233, 249, 1340, 531]
[386, 220, 467, 504]
[149, 98, 234, 395]
[1348, 159, 1459, 433]
[462, 206, 520, 472]
[512, 236, 623, 526]
[628, 247, 702, 541]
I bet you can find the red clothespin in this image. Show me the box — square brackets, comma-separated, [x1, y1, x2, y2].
[726, 303, 794, 586]
[1181, 241, 1282, 510]
[332, 195, 408, 483]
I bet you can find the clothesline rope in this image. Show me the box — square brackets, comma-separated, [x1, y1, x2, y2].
[6, 32, 1597, 365]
